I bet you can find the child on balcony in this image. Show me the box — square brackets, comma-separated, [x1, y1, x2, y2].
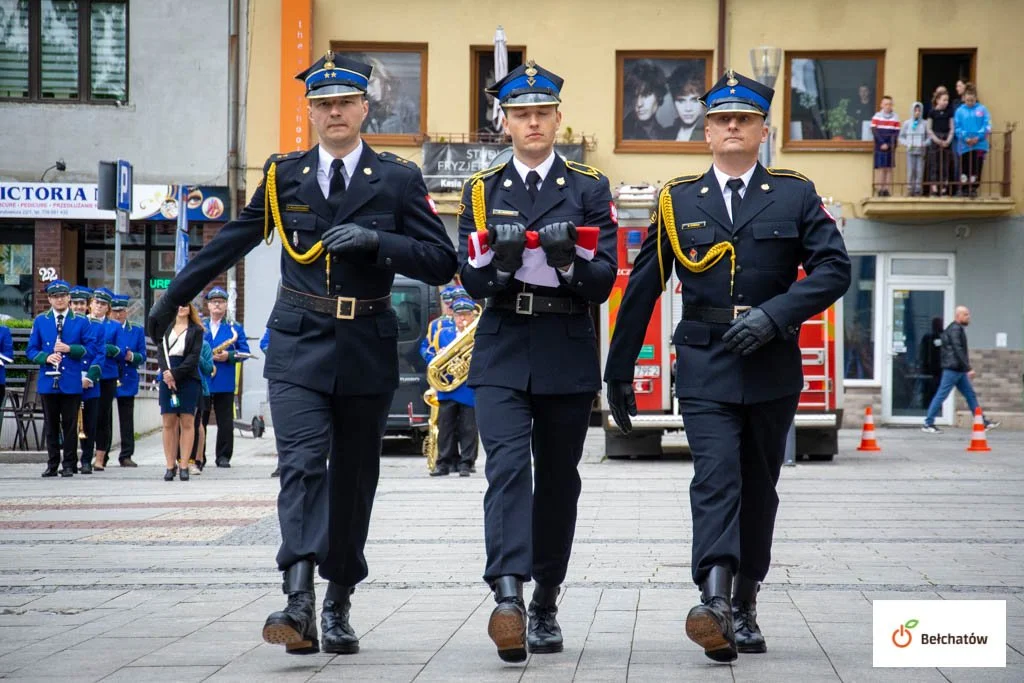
[871, 95, 900, 196]
[899, 101, 928, 196]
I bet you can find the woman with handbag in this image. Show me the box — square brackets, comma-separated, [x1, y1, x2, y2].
[158, 303, 203, 481]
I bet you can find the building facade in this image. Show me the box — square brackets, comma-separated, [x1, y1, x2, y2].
[0, 0, 247, 327]
[239, 0, 1023, 425]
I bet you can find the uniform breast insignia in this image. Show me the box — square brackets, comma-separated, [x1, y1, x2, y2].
[284, 204, 311, 212]
[766, 167, 810, 182]
[679, 221, 706, 230]
[565, 160, 603, 179]
[492, 208, 519, 217]
[555, 177, 566, 186]
[656, 175, 737, 295]
[761, 183, 771, 192]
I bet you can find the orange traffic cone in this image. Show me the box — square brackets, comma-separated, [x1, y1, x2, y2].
[856, 406, 881, 451]
[966, 407, 991, 452]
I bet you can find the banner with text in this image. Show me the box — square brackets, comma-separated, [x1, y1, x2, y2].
[421, 143, 584, 193]
[0, 183, 230, 221]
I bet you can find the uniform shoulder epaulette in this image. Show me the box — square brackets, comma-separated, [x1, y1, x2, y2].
[378, 151, 417, 168]
[469, 162, 506, 182]
[663, 173, 702, 189]
[766, 167, 810, 182]
[269, 150, 305, 163]
[565, 159, 602, 179]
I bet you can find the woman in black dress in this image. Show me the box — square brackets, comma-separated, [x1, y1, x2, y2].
[158, 303, 203, 481]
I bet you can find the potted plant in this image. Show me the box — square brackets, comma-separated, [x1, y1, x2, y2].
[825, 98, 857, 140]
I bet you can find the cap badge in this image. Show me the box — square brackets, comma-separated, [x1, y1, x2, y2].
[525, 60, 538, 86]
[323, 50, 335, 71]
[726, 70, 739, 87]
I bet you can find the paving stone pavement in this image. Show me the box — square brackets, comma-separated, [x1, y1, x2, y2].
[0, 424, 1022, 681]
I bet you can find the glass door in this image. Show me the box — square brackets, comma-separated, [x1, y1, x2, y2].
[883, 285, 953, 424]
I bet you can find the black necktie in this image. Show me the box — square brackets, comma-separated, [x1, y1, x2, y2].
[329, 158, 346, 196]
[726, 178, 745, 224]
[525, 170, 541, 206]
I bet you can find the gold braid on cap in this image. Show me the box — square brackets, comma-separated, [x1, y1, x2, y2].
[263, 162, 325, 265]
[656, 178, 736, 295]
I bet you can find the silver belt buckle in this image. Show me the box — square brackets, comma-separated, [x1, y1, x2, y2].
[336, 296, 356, 320]
[515, 292, 534, 315]
[733, 305, 751, 320]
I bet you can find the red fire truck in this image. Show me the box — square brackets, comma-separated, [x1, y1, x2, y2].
[599, 184, 844, 460]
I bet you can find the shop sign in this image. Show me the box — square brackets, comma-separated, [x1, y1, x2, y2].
[0, 182, 230, 221]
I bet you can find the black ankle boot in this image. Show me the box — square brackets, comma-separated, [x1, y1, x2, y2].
[262, 559, 319, 654]
[321, 583, 359, 654]
[733, 574, 766, 653]
[527, 584, 563, 654]
[685, 566, 737, 662]
[487, 575, 526, 662]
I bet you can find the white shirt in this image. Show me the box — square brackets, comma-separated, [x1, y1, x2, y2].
[512, 151, 557, 190]
[318, 142, 363, 199]
[209, 318, 221, 341]
[712, 163, 757, 222]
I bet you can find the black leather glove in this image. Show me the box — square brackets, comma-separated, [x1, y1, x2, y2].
[146, 295, 176, 346]
[537, 221, 577, 270]
[606, 380, 637, 435]
[487, 223, 527, 273]
[722, 307, 778, 356]
[321, 223, 380, 254]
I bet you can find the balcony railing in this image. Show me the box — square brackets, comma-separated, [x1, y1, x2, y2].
[870, 126, 1014, 199]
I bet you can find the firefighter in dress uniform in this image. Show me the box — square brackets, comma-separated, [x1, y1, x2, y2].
[604, 70, 851, 662]
[457, 61, 618, 662]
[147, 49, 456, 656]
[111, 294, 146, 467]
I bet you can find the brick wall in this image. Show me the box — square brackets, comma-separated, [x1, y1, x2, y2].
[32, 220, 63, 315]
[957, 349, 1023, 413]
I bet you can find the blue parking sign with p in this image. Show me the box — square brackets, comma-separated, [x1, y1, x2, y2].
[116, 159, 132, 212]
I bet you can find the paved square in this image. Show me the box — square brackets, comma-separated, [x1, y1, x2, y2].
[1, 424, 1021, 681]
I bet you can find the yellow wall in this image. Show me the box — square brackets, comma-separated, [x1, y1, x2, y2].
[245, 0, 1023, 211]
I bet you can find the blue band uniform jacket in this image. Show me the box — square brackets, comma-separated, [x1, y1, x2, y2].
[604, 164, 851, 404]
[26, 311, 97, 395]
[116, 321, 147, 397]
[203, 319, 250, 394]
[161, 143, 457, 396]
[457, 156, 618, 394]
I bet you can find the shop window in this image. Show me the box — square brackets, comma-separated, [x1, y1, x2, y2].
[0, 0, 128, 103]
[83, 247, 144, 323]
[151, 222, 203, 247]
[0, 228, 34, 320]
[844, 255, 877, 382]
[82, 221, 145, 246]
[784, 50, 885, 150]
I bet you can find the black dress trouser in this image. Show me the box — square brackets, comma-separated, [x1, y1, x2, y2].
[270, 379, 393, 585]
[116, 396, 135, 461]
[475, 385, 594, 587]
[679, 393, 801, 585]
[42, 393, 81, 470]
[79, 397, 99, 466]
[94, 379, 117, 452]
[209, 392, 235, 463]
[436, 400, 478, 469]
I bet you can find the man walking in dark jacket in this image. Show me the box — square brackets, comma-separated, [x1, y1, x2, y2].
[922, 306, 999, 433]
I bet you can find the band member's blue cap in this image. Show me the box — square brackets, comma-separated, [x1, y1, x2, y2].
[45, 280, 70, 295]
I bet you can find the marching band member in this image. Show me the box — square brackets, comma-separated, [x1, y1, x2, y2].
[90, 288, 125, 469]
[457, 61, 618, 661]
[28, 280, 96, 477]
[112, 294, 146, 467]
[201, 286, 250, 468]
[420, 296, 478, 477]
[71, 286, 101, 473]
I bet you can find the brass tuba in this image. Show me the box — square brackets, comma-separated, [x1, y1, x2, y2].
[422, 306, 481, 468]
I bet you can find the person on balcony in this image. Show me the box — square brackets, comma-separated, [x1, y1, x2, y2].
[953, 83, 991, 198]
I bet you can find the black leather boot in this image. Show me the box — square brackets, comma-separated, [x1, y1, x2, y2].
[262, 559, 319, 654]
[733, 574, 766, 653]
[321, 583, 359, 654]
[487, 576, 527, 662]
[527, 584, 563, 654]
[685, 566, 737, 662]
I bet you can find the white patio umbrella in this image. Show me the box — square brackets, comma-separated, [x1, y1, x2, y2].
[491, 25, 508, 132]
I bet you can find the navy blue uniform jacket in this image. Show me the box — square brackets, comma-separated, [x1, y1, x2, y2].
[161, 143, 457, 396]
[604, 164, 851, 404]
[457, 156, 618, 395]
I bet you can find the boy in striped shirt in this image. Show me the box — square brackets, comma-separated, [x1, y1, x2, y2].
[871, 95, 900, 196]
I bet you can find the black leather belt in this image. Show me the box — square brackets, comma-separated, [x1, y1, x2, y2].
[489, 292, 589, 316]
[683, 305, 751, 324]
[277, 286, 391, 320]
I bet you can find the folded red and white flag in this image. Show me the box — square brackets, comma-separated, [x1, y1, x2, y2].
[467, 226, 600, 287]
